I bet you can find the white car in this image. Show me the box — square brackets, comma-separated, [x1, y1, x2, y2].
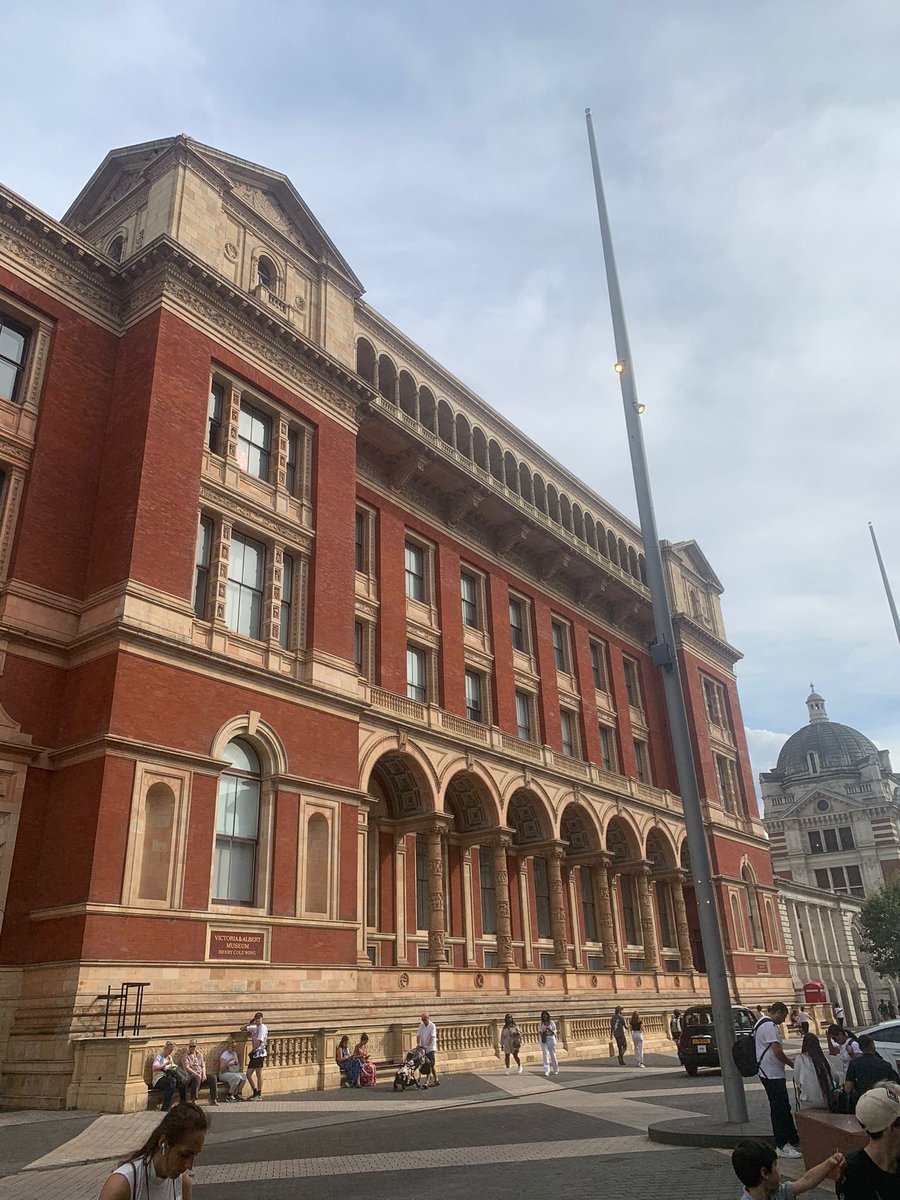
[855, 1020, 900, 1073]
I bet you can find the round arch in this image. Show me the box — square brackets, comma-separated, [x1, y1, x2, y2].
[356, 337, 377, 384]
[358, 734, 439, 808]
[210, 714, 288, 775]
[377, 354, 398, 403]
[441, 767, 502, 833]
[604, 812, 641, 862]
[559, 800, 602, 854]
[645, 826, 677, 869]
[504, 787, 554, 845]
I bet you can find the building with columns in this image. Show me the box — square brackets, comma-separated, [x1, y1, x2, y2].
[0, 136, 788, 1109]
[777, 877, 891, 1028]
[762, 687, 900, 1025]
[763, 688, 900, 896]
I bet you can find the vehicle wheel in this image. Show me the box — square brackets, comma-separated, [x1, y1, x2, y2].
[684, 1063, 699, 1077]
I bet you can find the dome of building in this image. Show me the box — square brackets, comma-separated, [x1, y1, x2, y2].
[775, 687, 880, 777]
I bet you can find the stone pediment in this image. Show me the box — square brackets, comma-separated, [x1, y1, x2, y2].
[778, 786, 876, 822]
[670, 539, 723, 593]
[229, 182, 313, 254]
[62, 136, 364, 294]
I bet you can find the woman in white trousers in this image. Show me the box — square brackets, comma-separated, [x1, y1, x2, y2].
[630, 1011, 645, 1067]
[538, 1010, 559, 1076]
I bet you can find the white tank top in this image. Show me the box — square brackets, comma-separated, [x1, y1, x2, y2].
[112, 1159, 182, 1200]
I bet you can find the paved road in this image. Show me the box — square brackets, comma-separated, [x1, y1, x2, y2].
[0, 1053, 829, 1200]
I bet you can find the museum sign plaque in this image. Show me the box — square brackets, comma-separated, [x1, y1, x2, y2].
[208, 929, 266, 961]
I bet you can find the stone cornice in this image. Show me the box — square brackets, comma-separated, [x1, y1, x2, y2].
[672, 612, 743, 667]
[119, 237, 375, 428]
[356, 302, 644, 546]
[0, 184, 121, 329]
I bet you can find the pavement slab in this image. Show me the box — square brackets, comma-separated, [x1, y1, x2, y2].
[0, 1058, 835, 1200]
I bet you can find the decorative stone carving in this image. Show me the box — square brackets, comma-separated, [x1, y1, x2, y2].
[224, 242, 238, 262]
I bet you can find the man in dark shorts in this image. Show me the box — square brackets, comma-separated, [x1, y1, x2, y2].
[839, 1085, 900, 1199]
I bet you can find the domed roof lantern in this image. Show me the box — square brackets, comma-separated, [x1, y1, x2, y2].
[806, 684, 828, 724]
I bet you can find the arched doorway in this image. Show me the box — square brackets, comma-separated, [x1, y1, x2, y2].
[444, 771, 503, 968]
[507, 789, 563, 969]
[364, 751, 434, 967]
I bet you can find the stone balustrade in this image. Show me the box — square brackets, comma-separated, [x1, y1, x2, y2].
[61, 1009, 682, 1112]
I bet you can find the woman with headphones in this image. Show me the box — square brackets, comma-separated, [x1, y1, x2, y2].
[97, 1102, 209, 1199]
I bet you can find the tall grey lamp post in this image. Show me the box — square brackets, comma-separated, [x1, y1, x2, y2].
[869, 523, 900, 649]
[584, 108, 748, 1123]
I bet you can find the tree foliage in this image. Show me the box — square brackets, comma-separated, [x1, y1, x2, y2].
[860, 876, 900, 979]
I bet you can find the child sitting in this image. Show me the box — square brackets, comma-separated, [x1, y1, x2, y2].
[732, 1139, 844, 1200]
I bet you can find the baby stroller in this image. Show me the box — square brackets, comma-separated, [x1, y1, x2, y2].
[393, 1046, 427, 1091]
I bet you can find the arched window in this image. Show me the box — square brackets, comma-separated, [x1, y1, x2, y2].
[304, 813, 329, 913]
[256, 255, 276, 292]
[108, 233, 126, 263]
[741, 865, 763, 948]
[137, 782, 176, 901]
[356, 338, 377, 384]
[213, 738, 261, 904]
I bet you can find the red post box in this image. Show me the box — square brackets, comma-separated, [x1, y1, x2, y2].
[803, 981, 827, 1004]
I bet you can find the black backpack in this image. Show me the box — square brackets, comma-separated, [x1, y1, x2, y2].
[733, 1018, 773, 1078]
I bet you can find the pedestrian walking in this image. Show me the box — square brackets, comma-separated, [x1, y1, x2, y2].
[500, 1013, 523, 1074]
[754, 1001, 801, 1158]
[611, 1006, 627, 1066]
[798, 1007, 811, 1036]
[97, 1102, 209, 1200]
[793, 1032, 835, 1111]
[538, 1010, 559, 1076]
[834, 1001, 845, 1029]
[417, 1011, 440, 1087]
[669, 1009, 683, 1044]
[630, 1011, 645, 1068]
[878, 1000, 889, 1022]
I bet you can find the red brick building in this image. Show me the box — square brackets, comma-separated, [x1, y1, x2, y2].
[0, 137, 788, 1108]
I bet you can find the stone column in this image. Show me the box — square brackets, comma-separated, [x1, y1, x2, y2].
[595, 855, 619, 969]
[568, 868, 583, 969]
[518, 857, 533, 967]
[671, 871, 695, 971]
[492, 836, 515, 969]
[356, 807, 370, 967]
[393, 833, 408, 965]
[636, 863, 660, 971]
[548, 848, 569, 969]
[425, 821, 447, 967]
[461, 847, 475, 967]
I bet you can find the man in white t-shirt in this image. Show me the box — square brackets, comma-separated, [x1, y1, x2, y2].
[756, 1002, 800, 1159]
[417, 1012, 440, 1088]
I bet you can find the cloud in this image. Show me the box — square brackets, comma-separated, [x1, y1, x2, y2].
[3, 0, 900, 764]
[745, 727, 791, 806]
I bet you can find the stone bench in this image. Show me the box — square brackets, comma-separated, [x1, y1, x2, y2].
[796, 1110, 867, 1169]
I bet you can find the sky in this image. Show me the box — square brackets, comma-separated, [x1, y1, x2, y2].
[4, 0, 900, 795]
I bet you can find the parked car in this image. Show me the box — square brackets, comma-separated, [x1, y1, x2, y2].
[856, 1020, 900, 1072]
[677, 1004, 756, 1076]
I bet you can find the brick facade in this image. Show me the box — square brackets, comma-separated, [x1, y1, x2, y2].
[0, 136, 789, 1108]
